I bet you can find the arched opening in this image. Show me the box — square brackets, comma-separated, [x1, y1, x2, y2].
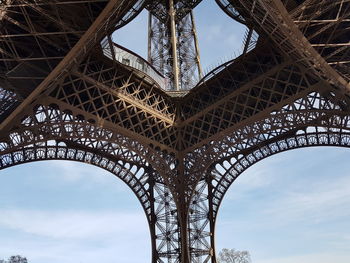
[216, 147, 350, 263]
[0, 161, 151, 263]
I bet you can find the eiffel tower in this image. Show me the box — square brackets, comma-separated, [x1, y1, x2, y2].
[1, 0, 350, 262]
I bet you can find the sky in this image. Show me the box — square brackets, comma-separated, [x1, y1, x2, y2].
[1, 0, 350, 262]
[1, 147, 350, 263]
[114, 0, 247, 72]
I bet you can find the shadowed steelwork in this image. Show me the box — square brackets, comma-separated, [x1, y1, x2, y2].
[1, 0, 350, 262]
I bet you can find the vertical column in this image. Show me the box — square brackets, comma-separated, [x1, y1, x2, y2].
[148, 176, 181, 262]
[147, 13, 171, 89]
[190, 11, 203, 79]
[176, 159, 191, 263]
[207, 173, 217, 263]
[148, 12, 153, 63]
[147, 4, 203, 91]
[168, 0, 180, 91]
[188, 176, 216, 263]
[177, 12, 203, 90]
[148, 175, 159, 263]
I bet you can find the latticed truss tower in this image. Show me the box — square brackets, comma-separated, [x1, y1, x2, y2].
[147, 1, 203, 91]
[1, 1, 350, 263]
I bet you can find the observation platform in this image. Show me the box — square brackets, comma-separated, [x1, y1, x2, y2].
[101, 38, 190, 97]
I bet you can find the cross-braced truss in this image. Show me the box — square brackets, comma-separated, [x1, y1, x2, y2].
[147, 1, 202, 91]
[1, 1, 350, 262]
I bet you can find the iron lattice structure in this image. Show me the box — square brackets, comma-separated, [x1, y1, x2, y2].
[1, 0, 350, 262]
[147, 1, 203, 91]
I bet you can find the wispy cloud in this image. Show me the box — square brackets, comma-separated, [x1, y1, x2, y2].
[216, 148, 350, 263]
[0, 233, 151, 263]
[0, 209, 148, 239]
[37, 161, 131, 195]
[203, 25, 223, 41]
[45, 161, 113, 184]
[0, 209, 151, 263]
[256, 252, 350, 263]
[261, 175, 350, 225]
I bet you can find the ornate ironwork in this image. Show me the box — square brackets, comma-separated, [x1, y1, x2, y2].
[1, 1, 350, 262]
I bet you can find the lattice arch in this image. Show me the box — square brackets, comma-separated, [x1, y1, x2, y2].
[0, 103, 174, 171]
[186, 130, 350, 263]
[0, 144, 151, 214]
[178, 89, 350, 261]
[0, 143, 183, 263]
[0, 102, 182, 263]
[206, 89, 350, 216]
[211, 131, 350, 221]
[2, 1, 350, 261]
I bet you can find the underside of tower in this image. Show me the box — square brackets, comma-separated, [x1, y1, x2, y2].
[1, 0, 350, 262]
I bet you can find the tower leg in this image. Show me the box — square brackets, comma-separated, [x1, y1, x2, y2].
[148, 177, 181, 262]
[188, 177, 217, 263]
[148, 174, 217, 262]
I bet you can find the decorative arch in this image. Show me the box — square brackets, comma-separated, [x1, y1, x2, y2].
[1, 145, 150, 207]
[0, 103, 173, 171]
[183, 89, 350, 262]
[0, 102, 181, 263]
[0, 142, 182, 263]
[201, 89, 350, 223]
[0, 142, 159, 254]
[211, 130, 350, 221]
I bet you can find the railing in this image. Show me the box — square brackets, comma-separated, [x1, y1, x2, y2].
[215, 0, 246, 25]
[199, 45, 249, 88]
[242, 28, 259, 54]
[197, 58, 237, 88]
[101, 37, 168, 90]
[101, 29, 259, 95]
[115, 0, 145, 30]
[197, 28, 259, 89]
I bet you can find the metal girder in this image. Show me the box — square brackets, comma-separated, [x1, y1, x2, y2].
[227, 0, 350, 93]
[0, 0, 141, 132]
[146, 0, 203, 23]
[2, 1, 350, 263]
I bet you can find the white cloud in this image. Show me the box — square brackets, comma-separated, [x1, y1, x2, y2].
[223, 156, 284, 200]
[44, 161, 110, 184]
[204, 25, 223, 41]
[0, 229, 151, 263]
[216, 148, 350, 263]
[256, 252, 350, 263]
[0, 209, 151, 262]
[261, 175, 350, 224]
[38, 161, 132, 195]
[0, 209, 148, 239]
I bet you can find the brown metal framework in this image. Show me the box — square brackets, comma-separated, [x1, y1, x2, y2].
[1, 0, 350, 262]
[147, 0, 203, 91]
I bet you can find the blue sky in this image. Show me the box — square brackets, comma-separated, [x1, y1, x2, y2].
[2, 148, 350, 263]
[216, 147, 350, 263]
[115, 0, 247, 71]
[1, 1, 350, 262]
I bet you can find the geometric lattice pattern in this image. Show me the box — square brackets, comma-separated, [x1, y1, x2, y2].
[1, 1, 350, 262]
